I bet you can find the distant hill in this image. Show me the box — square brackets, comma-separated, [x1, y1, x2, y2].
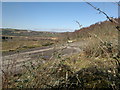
[2, 18, 119, 41]
[62, 18, 119, 41]
[2, 28, 59, 37]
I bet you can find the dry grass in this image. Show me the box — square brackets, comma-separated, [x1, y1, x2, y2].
[2, 38, 120, 89]
[2, 41, 42, 52]
[2, 19, 120, 89]
[2, 33, 120, 89]
[2, 39, 56, 53]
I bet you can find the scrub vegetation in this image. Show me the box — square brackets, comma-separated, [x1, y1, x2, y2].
[2, 2, 120, 89]
[2, 18, 120, 89]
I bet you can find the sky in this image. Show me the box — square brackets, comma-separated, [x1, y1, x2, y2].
[2, 2, 118, 32]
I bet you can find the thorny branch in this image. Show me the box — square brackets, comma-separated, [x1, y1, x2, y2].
[85, 2, 120, 31]
[76, 21, 82, 28]
[85, 1, 120, 71]
[75, 20, 111, 58]
[115, 2, 120, 6]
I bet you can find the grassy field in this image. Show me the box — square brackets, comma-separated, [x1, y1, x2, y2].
[2, 29, 60, 53]
[2, 40, 57, 52]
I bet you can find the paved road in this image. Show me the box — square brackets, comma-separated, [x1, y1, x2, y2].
[2, 41, 86, 73]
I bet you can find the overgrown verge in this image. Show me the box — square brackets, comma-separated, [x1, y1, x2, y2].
[2, 39, 120, 89]
[2, 18, 120, 89]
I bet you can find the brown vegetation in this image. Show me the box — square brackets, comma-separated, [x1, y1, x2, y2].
[2, 18, 120, 89]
